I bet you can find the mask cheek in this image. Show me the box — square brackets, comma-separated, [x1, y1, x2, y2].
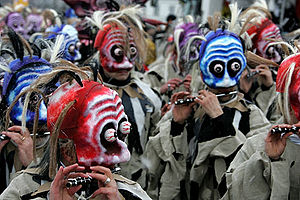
[290, 88, 300, 121]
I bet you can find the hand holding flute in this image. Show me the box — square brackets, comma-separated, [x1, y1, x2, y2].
[266, 123, 300, 161]
[172, 90, 224, 124]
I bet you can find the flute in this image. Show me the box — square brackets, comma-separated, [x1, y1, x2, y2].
[174, 91, 238, 105]
[246, 70, 260, 79]
[0, 132, 50, 142]
[271, 126, 300, 134]
[66, 167, 121, 188]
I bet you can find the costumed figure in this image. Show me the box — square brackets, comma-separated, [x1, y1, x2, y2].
[25, 9, 43, 38]
[45, 24, 82, 63]
[238, 0, 284, 121]
[0, 28, 53, 193]
[144, 16, 204, 109]
[89, 5, 162, 188]
[144, 3, 271, 199]
[224, 42, 300, 200]
[5, 11, 28, 39]
[0, 66, 151, 199]
[41, 9, 62, 30]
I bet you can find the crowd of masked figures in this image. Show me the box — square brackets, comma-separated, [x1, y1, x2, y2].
[0, 0, 300, 199]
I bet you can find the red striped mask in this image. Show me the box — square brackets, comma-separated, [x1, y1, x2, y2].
[94, 24, 138, 72]
[47, 80, 131, 167]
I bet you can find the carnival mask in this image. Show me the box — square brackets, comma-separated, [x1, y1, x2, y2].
[46, 24, 81, 62]
[2, 56, 52, 127]
[175, 22, 202, 63]
[247, 18, 283, 64]
[276, 54, 300, 121]
[26, 14, 43, 36]
[63, 0, 148, 17]
[94, 24, 138, 73]
[5, 12, 26, 37]
[47, 80, 131, 166]
[199, 29, 246, 88]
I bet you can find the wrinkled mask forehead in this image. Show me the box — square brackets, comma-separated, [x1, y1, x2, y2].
[99, 27, 137, 72]
[60, 25, 81, 62]
[5, 58, 52, 127]
[199, 32, 246, 88]
[256, 23, 282, 57]
[48, 81, 131, 167]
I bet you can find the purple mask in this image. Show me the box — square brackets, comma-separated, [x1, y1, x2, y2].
[63, 0, 149, 17]
[5, 12, 26, 37]
[174, 22, 202, 63]
[26, 14, 43, 35]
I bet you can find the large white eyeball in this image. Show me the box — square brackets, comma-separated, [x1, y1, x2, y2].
[104, 129, 117, 142]
[119, 121, 131, 135]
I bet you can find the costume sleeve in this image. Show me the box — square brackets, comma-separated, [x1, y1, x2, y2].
[144, 116, 188, 200]
[252, 83, 277, 116]
[247, 104, 271, 138]
[224, 135, 290, 200]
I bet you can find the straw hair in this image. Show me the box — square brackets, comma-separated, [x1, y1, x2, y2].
[49, 100, 76, 179]
[88, 5, 147, 63]
[207, 12, 221, 32]
[245, 51, 280, 68]
[294, 40, 300, 52]
[32, 98, 43, 162]
[185, 35, 206, 62]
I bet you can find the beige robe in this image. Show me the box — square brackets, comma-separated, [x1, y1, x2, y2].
[144, 95, 271, 199]
[223, 132, 300, 200]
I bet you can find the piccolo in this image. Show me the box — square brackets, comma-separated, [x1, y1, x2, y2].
[246, 70, 260, 79]
[0, 132, 50, 142]
[271, 126, 300, 134]
[174, 91, 238, 105]
[66, 167, 121, 188]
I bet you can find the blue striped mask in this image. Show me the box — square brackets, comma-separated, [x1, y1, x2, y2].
[199, 29, 246, 88]
[3, 56, 52, 127]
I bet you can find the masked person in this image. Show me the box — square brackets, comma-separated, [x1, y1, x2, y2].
[25, 11, 43, 38]
[0, 67, 151, 199]
[144, 5, 271, 199]
[5, 11, 28, 39]
[0, 28, 53, 193]
[45, 24, 82, 63]
[223, 43, 300, 200]
[89, 5, 162, 189]
[238, 0, 284, 122]
[143, 17, 204, 108]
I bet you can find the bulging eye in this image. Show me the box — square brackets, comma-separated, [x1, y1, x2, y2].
[114, 48, 123, 56]
[104, 128, 117, 142]
[227, 59, 242, 77]
[76, 42, 81, 49]
[130, 46, 137, 55]
[110, 45, 124, 63]
[214, 64, 223, 73]
[209, 61, 225, 78]
[129, 44, 137, 60]
[231, 62, 240, 71]
[69, 45, 75, 53]
[28, 92, 41, 111]
[190, 45, 196, 52]
[119, 121, 131, 135]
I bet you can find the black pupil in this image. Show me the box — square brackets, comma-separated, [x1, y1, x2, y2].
[111, 45, 123, 63]
[227, 59, 241, 77]
[209, 61, 225, 78]
[130, 45, 137, 59]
